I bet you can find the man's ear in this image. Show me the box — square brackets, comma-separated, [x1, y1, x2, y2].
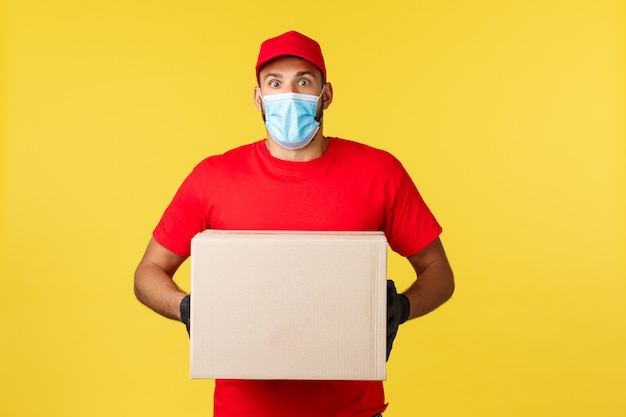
[322, 82, 333, 109]
[253, 87, 263, 112]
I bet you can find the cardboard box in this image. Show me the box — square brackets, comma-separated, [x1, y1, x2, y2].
[190, 230, 387, 380]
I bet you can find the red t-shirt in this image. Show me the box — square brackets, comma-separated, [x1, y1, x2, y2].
[153, 138, 442, 416]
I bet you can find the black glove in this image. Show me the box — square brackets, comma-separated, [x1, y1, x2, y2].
[387, 280, 410, 361]
[180, 294, 191, 336]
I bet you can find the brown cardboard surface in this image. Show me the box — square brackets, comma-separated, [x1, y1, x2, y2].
[189, 230, 387, 380]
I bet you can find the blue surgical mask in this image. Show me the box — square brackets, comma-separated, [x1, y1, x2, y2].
[261, 89, 324, 150]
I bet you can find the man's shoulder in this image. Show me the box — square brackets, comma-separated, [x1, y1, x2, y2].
[193, 140, 262, 170]
[331, 137, 401, 165]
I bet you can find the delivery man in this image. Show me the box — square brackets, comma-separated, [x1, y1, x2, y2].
[134, 30, 454, 417]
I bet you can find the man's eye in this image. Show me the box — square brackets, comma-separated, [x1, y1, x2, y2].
[269, 80, 280, 88]
[298, 79, 310, 86]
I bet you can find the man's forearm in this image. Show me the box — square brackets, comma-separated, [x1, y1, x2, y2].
[404, 239, 455, 320]
[403, 261, 454, 319]
[134, 263, 187, 321]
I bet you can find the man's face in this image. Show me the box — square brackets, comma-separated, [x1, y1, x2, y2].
[258, 56, 324, 95]
[255, 56, 331, 121]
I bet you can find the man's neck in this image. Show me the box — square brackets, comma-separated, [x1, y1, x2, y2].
[265, 132, 329, 162]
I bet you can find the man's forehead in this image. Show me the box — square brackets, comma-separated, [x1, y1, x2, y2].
[259, 56, 323, 79]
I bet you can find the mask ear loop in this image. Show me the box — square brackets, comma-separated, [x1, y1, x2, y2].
[318, 85, 326, 99]
[257, 88, 267, 122]
[315, 85, 326, 122]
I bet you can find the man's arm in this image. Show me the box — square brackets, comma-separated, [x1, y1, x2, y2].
[403, 237, 455, 319]
[134, 237, 188, 321]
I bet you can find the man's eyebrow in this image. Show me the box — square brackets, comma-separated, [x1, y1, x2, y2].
[263, 72, 283, 80]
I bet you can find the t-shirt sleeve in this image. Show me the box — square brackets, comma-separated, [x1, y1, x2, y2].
[383, 163, 442, 258]
[153, 163, 211, 258]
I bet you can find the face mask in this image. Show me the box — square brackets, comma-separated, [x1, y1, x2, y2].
[261, 88, 324, 150]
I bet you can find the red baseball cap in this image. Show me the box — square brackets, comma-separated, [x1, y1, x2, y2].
[256, 31, 327, 81]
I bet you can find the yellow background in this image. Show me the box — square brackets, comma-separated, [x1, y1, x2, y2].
[1, 0, 624, 416]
